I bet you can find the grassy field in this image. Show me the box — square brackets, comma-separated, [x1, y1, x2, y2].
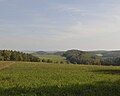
[39, 55, 67, 63]
[0, 62, 120, 96]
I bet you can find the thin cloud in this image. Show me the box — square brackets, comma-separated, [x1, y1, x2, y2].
[0, 0, 120, 50]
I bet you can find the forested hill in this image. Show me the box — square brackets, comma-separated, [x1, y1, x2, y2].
[0, 50, 40, 62]
[63, 50, 101, 65]
[63, 50, 120, 66]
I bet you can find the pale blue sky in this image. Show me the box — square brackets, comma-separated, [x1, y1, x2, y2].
[0, 0, 120, 51]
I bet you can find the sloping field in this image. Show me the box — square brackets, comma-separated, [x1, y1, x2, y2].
[39, 55, 67, 63]
[0, 62, 120, 96]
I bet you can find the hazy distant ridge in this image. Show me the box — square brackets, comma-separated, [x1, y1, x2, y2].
[33, 50, 120, 58]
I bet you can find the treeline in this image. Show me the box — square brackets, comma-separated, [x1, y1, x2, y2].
[63, 50, 120, 66]
[0, 50, 40, 62]
[41, 59, 65, 64]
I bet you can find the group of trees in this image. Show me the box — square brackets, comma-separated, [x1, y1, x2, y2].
[0, 50, 40, 62]
[41, 59, 65, 64]
[63, 50, 120, 66]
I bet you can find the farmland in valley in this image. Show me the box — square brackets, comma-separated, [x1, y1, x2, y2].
[39, 55, 67, 63]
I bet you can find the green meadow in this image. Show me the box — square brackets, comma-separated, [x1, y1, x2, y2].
[39, 55, 67, 63]
[0, 62, 120, 96]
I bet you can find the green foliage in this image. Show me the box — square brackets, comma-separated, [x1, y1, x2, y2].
[63, 50, 101, 65]
[0, 56, 3, 61]
[46, 59, 53, 63]
[0, 50, 40, 62]
[101, 57, 120, 66]
[0, 62, 120, 96]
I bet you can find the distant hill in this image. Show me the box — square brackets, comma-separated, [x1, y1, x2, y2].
[32, 51, 64, 56]
[53, 51, 65, 55]
[32, 51, 48, 55]
[89, 50, 120, 58]
[32, 50, 120, 58]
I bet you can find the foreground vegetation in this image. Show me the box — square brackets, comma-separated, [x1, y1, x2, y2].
[0, 61, 120, 96]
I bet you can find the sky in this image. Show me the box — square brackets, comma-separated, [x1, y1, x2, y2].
[0, 0, 120, 51]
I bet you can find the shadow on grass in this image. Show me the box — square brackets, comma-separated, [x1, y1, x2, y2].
[0, 80, 120, 96]
[93, 69, 120, 75]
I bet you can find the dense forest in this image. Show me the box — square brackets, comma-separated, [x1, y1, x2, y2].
[63, 50, 120, 66]
[0, 50, 40, 62]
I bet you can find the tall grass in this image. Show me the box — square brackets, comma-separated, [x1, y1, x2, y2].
[0, 62, 120, 96]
